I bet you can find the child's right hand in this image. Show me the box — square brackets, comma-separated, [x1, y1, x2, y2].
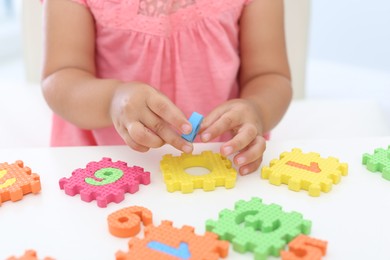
[110, 82, 193, 153]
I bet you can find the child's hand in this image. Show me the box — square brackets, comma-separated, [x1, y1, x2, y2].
[200, 99, 266, 175]
[110, 82, 193, 153]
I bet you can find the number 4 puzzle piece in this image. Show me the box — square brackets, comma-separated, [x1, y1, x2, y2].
[261, 148, 348, 197]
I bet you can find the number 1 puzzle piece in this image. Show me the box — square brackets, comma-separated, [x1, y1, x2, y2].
[0, 161, 41, 206]
[281, 235, 328, 260]
[362, 145, 390, 181]
[206, 197, 311, 260]
[59, 158, 150, 207]
[261, 148, 348, 197]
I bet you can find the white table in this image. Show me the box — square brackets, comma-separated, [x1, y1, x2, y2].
[1, 138, 390, 260]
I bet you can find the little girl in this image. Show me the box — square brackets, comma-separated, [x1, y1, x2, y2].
[41, 0, 292, 175]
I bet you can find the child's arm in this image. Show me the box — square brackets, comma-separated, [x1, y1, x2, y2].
[41, 0, 193, 153]
[200, 0, 292, 175]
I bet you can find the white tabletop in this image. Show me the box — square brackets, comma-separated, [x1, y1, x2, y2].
[1, 138, 390, 260]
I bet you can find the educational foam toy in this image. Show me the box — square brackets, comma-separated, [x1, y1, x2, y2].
[281, 235, 328, 260]
[261, 148, 348, 197]
[182, 112, 204, 142]
[160, 151, 237, 193]
[116, 220, 229, 260]
[108, 206, 153, 238]
[362, 145, 390, 181]
[0, 161, 41, 206]
[7, 250, 54, 260]
[206, 197, 311, 260]
[59, 157, 150, 207]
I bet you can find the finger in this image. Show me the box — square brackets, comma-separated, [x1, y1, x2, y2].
[119, 126, 150, 152]
[238, 158, 263, 176]
[233, 136, 266, 167]
[220, 123, 258, 157]
[146, 93, 192, 135]
[140, 113, 194, 153]
[126, 121, 164, 148]
[201, 111, 243, 143]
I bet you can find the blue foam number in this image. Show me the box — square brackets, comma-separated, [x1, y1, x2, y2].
[147, 241, 191, 259]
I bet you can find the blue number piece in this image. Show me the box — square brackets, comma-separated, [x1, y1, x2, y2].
[147, 241, 191, 259]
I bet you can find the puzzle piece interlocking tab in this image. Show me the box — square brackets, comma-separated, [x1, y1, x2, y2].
[261, 148, 348, 196]
[362, 145, 390, 181]
[206, 197, 311, 260]
[59, 157, 150, 207]
[0, 161, 41, 205]
[160, 151, 237, 193]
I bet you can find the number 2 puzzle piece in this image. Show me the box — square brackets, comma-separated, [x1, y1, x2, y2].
[59, 157, 150, 208]
[116, 220, 229, 260]
[362, 145, 390, 181]
[7, 250, 54, 260]
[0, 161, 41, 206]
[261, 148, 348, 197]
[160, 151, 237, 193]
[281, 235, 328, 260]
[206, 197, 311, 260]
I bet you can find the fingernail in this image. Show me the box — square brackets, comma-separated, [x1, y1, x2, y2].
[222, 146, 233, 156]
[201, 133, 211, 142]
[240, 168, 251, 176]
[182, 144, 193, 154]
[182, 124, 192, 134]
[236, 157, 246, 165]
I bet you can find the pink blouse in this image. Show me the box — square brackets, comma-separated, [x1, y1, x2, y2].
[51, 0, 253, 146]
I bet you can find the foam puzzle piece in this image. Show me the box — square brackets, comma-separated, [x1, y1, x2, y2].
[261, 148, 348, 197]
[160, 151, 237, 193]
[116, 220, 229, 260]
[59, 157, 150, 208]
[182, 112, 204, 142]
[7, 250, 54, 260]
[362, 145, 390, 180]
[108, 206, 153, 238]
[281, 235, 328, 260]
[206, 197, 311, 260]
[0, 161, 41, 206]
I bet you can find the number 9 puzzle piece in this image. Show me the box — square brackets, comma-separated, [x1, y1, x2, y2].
[59, 157, 150, 208]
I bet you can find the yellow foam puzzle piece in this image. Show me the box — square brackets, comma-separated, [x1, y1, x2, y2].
[160, 151, 237, 193]
[261, 148, 348, 197]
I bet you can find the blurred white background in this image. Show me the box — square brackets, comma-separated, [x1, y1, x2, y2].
[0, 0, 389, 147]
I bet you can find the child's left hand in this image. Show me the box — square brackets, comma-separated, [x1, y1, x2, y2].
[200, 99, 266, 176]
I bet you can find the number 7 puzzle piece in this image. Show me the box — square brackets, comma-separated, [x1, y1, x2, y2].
[0, 161, 41, 206]
[261, 148, 348, 197]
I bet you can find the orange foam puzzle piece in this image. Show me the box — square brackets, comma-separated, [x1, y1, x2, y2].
[7, 249, 55, 260]
[116, 220, 229, 260]
[280, 235, 328, 260]
[0, 161, 41, 205]
[108, 206, 153, 238]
